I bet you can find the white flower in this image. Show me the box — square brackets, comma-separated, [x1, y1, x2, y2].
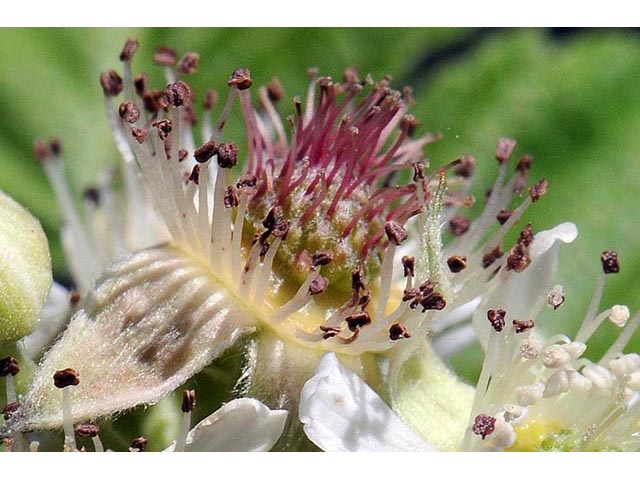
[163, 398, 287, 452]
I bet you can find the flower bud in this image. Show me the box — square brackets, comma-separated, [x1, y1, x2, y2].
[0, 190, 52, 343]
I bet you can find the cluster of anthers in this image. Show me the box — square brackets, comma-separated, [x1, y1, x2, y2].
[0, 38, 638, 452]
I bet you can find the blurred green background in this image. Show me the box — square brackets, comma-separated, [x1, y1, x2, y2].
[1, 28, 639, 380]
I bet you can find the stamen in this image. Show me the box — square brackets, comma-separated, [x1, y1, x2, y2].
[495, 137, 516, 163]
[609, 305, 630, 327]
[75, 423, 104, 452]
[154, 46, 178, 66]
[178, 52, 200, 76]
[0, 356, 19, 404]
[175, 389, 196, 452]
[528, 178, 549, 203]
[447, 255, 467, 273]
[512, 319, 535, 333]
[547, 284, 566, 310]
[472, 414, 496, 440]
[601, 251, 620, 274]
[53, 368, 80, 451]
[377, 221, 408, 319]
[130, 437, 148, 452]
[487, 309, 506, 333]
[389, 323, 411, 340]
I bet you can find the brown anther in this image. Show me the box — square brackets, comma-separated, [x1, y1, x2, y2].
[389, 323, 411, 341]
[182, 389, 196, 413]
[402, 288, 420, 303]
[70, 291, 81, 305]
[194, 141, 218, 163]
[506, 244, 531, 273]
[119, 38, 139, 62]
[400, 114, 420, 137]
[309, 276, 329, 296]
[53, 368, 79, 388]
[75, 423, 100, 438]
[263, 207, 290, 240]
[83, 187, 101, 206]
[178, 52, 200, 75]
[516, 154, 533, 172]
[518, 224, 534, 247]
[204, 89, 219, 110]
[166, 81, 192, 108]
[528, 178, 549, 203]
[482, 245, 504, 269]
[412, 162, 426, 181]
[154, 46, 178, 66]
[130, 437, 148, 452]
[312, 251, 333, 267]
[351, 268, 366, 292]
[495, 137, 517, 163]
[217, 142, 239, 168]
[118, 101, 141, 124]
[34, 141, 52, 162]
[177, 149, 189, 163]
[237, 174, 258, 195]
[142, 90, 170, 113]
[131, 127, 148, 144]
[319, 325, 341, 339]
[100, 70, 123, 97]
[447, 255, 467, 273]
[345, 312, 372, 332]
[50, 138, 63, 156]
[402, 256, 415, 278]
[0, 357, 19, 377]
[418, 279, 436, 294]
[152, 119, 173, 140]
[472, 414, 496, 440]
[513, 319, 535, 334]
[134, 73, 148, 96]
[384, 221, 408, 246]
[453, 155, 476, 178]
[487, 309, 507, 333]
[358, 291, 371, 309]
[228, 68, 253, 90]
[601, 251, 620, 274]
[223, 185, 239, 208]
[188, 165, 200, 185]
[2, 402, 20, 421]
[449, 216, 471, 236]
[496, 209, 514, 225]
[267, 78, 284, 103]
[419, 292, 446, 312]
[258, 237, 270, 258]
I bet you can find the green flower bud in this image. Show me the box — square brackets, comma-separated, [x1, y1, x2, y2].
[0, 189, 52, 343]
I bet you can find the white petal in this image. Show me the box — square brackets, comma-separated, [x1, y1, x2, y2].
[473, 222, 578, 350]
[22, 282, 71, 359]
[183, 398, 287, 452]
[299, 353, 435, 452]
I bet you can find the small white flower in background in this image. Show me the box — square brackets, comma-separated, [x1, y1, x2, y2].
[300, 244, 640, 452]
[1, 37, 637, 452]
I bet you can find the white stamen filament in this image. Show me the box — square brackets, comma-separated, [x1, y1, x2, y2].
[4, 374, 16, 404]
[575, 273, 607, 343]
[273, 270, 319, 322]
[174, 409, 191, 453]
[376, 242, 396, 320]
[231, 193, 249, 284]
[62, 388, 76, 451]
[253, 237, 282, 303]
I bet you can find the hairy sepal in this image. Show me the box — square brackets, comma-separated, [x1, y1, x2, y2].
[4, 245, 254, 434]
